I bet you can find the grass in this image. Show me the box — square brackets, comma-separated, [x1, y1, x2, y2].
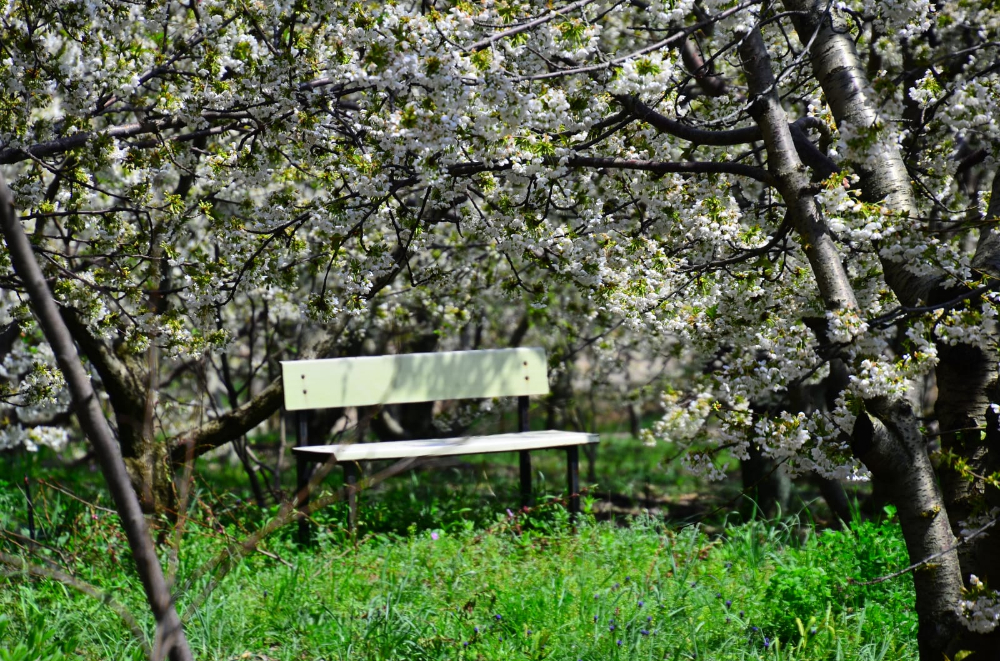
[1, 438, 913, 661]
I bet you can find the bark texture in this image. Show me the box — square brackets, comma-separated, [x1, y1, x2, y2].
[934, 170, 1000, 657]
[60, 310, 175, 512]
[0, 173, 193, 661]
[782, 0, 941, 306]
[739, 26, 963, 659]
[852, 400, 964, 656]
[737, 28, 855, 310]
[781, 1, 1000, 653]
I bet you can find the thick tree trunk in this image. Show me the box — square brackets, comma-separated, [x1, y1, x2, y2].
[739, 26, 963, 659]
[781, 0, 938, 305]
[936, 340, 998, 557]
[853, 399, 964, 655]
[740, 442, 790, 519]
[780, 2, 1000, 652]
[123, 441, 177, 514]
[59, 310, 175, 513]
[0, 174, 193, 661]
[934, 172, 1000, 657]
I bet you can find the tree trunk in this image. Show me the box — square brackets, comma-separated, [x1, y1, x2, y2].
[781, 0, 938, 305]
[740, 442, 791, 519]
[0, 173, 194, 661]
[122, 441, 176, 515]
[934, 171, 1000, 657]
[780, 1, 1000, 652]
[739, 25, 964, 659]
[59, 310, 175, 513]
[853, 400, 964, 657]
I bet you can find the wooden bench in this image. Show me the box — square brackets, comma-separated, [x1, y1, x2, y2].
[282, 347, 599, 540]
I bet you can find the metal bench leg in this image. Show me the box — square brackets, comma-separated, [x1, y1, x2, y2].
[344, 461, 358, 531]
[295, 412, 313, 546]
[518, 395, 532, 509]
[519, 450, 533, 509]
[566, 445, 580, 522]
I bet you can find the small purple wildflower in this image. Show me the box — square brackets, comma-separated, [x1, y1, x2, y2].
[526, 630, 531, 636]
[647, 616, 652, 622]
[638, 600, 644, 607]
[716, 592, 722, 599]
[609, 624, 615, 632]
[640, 629, 650, 636]
[810, 628, 817, 635]
[616, 639, 622, 646]
[764, 637, 771, 649]
[613, 582, 620, 590]
[431, 532, 439, 541]
[506, 508, 514, 518]
[739, 611, 745, 618]
[495, 614, 502, 621]
[752, 626, 759, 633]
[725, 600, 732, 608]
[463, 641, 469, 647]
[474, 627, 479, 633]
[593, 615, 598, 622]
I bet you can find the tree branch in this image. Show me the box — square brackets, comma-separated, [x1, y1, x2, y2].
[0, 172, 193, 661]
[167, 325, 354, 463]
[0, 118, 185, 165]
[449, 154, 778, 187]
[617, 95, 760, 146]
[465, 0, 599, 53]
[971, 165, 1000, 278]
[618, 95, 839, 178]
[169, 379, 284, 463]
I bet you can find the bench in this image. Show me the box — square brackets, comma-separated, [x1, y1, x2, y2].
[282, 347, 599, 540]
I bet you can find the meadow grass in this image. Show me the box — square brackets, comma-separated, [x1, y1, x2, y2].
[1, 439, 913, 661]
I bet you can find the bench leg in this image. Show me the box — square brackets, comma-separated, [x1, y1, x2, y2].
[519, 450, 532, 509]
[295, 412, 313, 546]
[296, 456, 312, 545]
[344, 462, 358, 531]
[517, 396, 532, 510]
[566, 445, 580, 522]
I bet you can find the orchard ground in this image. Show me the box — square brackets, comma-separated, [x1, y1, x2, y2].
[0, 428, 918, 661]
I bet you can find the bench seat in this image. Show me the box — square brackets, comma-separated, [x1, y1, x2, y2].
[293, 429, 599, 462]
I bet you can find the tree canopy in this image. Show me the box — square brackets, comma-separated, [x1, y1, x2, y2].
[2, 0, 1000, 657]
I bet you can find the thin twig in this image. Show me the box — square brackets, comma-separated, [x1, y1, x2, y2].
[849, 517, 997, 586]
[35, 478, 119, 514]
[0, 552, 152, 657]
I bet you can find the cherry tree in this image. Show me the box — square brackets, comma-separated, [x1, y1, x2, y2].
[2, 0, 1000, 657]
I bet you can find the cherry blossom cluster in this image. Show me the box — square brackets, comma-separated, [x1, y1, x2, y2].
[0, 0, 996, 495]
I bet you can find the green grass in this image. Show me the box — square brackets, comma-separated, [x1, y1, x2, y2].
[2, 503, 916, 659]
[1, 440, 911, 660]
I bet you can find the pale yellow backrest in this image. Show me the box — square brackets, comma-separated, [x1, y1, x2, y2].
[281, 347, 549, 411]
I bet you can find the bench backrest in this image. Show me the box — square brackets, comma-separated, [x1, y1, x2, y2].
[281, 347, 548, 411]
